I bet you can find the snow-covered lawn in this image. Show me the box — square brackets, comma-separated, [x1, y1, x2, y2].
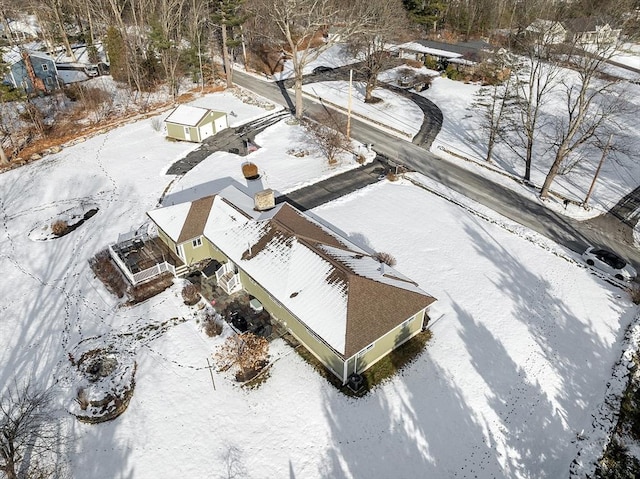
[164, 118, 373, 205]
[275, 43, 363, 80]
[0, 87, 636, 477]
[423, 73, 640, 215]
[302, 80, 423, 138]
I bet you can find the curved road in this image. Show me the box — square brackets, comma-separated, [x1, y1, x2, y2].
[232, 70, 640, 273]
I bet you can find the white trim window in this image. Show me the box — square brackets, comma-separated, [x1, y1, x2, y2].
[183, 126, 190, 136]
[192, 237, 203, 248]
[41, 63, 49, 71]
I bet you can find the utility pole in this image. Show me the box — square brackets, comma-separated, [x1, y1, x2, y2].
[582, 133, 613, 209]
[347, 69, 353, 140]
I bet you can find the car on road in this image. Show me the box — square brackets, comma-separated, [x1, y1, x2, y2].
[582, 246, 637, 281]
[312, 65, 333, 74]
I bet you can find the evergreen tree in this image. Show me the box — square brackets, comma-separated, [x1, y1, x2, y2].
[212, 0, 247, 87]
[402, 0, 446, 31]
[105, 26, 127, 83]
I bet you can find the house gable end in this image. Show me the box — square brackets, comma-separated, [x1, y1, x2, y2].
[344, 275, 435, 357]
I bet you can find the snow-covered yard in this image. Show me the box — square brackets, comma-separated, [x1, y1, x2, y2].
[0, 84, 637, 477]
[423, 74, 640, 214]
[302, 80, 423, 138]
[165, 117, 372, 205]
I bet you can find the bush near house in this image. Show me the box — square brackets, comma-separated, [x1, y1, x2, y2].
[182, 283, 200, 305]
[203, 311, 224, 337]
[89, 250, 128, 298]
[215, 333, 269, 382]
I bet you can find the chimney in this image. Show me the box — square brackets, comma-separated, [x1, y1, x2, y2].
[254, 189, 275, 211]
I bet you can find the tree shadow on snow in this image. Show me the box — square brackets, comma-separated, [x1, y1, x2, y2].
[315, 355, 504, 479]
[459, 218, 634, 476]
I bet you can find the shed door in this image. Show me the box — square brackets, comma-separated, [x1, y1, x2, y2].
[183, 126, 190, 140]
[200, 122, 213, 139]
[214, 116, 228, 132]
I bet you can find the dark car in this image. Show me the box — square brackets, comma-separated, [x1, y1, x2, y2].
[313, 65, 333, 74]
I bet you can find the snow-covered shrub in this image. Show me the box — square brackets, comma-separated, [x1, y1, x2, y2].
[51, 220, 68, 236]
[182, 283, 200, 305]
[151, 117, 163, 132]
[375, 251, 397, 266]
[203, 311, 224, 337]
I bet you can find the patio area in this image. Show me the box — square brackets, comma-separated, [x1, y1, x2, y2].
[189, 263, 285, 341]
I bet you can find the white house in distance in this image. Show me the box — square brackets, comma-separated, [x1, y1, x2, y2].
[525, 19, 567, 45]
[164, 104, 228, 142]
[564, 17, 621, 45]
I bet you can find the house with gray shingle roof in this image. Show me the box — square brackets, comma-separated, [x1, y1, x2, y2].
[146, 185, 436, 384]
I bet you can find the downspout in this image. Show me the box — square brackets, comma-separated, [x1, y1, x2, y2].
[343, 358, 349, 385]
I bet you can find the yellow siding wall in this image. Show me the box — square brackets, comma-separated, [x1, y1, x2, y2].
[206, 240, 231, 264]
[349, 309, 426, 376]
[179, 236, 214, 265]
[157, 228, 175, 252]
[166, 123, 192, 141]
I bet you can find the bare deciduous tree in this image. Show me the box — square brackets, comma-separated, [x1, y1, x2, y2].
[215, 332, 269, 381]
[348, 0, 410, 103]
[504, 27, 561, 181]
[247, 0, 374, 118]
[473, 67, 514, 163]
[303, 112, 350, 164]
[150, 0, 188, 98]
[539, 37, 626, 198]
[0, 382, 66, 479]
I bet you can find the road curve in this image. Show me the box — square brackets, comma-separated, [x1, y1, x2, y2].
[231, 70, 640, 272]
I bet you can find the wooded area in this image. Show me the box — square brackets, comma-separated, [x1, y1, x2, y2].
[0, 0, 639, 196]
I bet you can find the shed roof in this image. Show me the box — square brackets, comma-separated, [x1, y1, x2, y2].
[165, 105, 216, 127]
[147, 187, 435, 357]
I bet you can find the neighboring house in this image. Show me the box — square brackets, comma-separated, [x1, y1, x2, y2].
[6, 50, 59, 94]
[146, 186, 436, 384]
[564, 17, 621, 45]
[395, 41, 464, 68]
[394, 39, 488, 71]
[164, 105, 229, 142]
[525, 19, 567, 45]
[1, 16, 40, 42]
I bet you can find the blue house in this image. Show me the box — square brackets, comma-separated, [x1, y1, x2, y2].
[6, 51, 60, 95]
